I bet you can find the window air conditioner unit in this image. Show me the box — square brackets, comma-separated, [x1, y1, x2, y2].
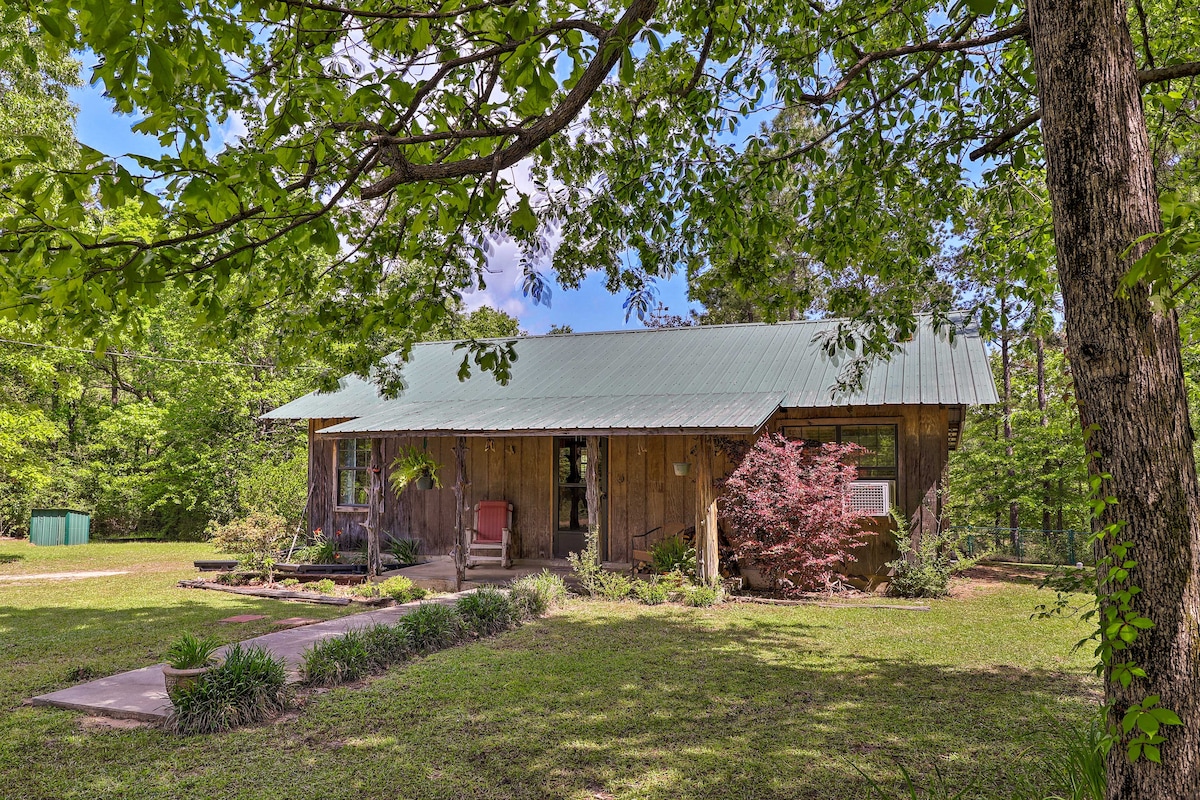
[848, 480, 891, 517]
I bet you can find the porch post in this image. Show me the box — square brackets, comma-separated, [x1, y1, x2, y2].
[694, 435, 719, 586]
[365, 438, 384, 578]
[452, 437, 467, 590]
[585, 435, 602, 562]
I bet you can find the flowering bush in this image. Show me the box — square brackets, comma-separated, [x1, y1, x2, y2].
[721, 434, 870, 595]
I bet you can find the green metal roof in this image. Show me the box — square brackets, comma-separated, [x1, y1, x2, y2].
[262, 317, 997, 434]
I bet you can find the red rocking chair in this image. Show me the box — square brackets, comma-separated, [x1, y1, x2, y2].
[466, 500, 513, 569]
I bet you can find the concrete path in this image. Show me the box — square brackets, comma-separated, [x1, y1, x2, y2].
[0, 570, 129, 582]
[31, 590, 475, 722]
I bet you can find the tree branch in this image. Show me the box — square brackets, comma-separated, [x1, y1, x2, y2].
[1139, 61, 1200, 85]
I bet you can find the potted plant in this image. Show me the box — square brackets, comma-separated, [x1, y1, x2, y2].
[163, 633, 223, 694]
[389, 446, 442, 492]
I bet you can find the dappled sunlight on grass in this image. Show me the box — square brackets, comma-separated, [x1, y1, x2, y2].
[0, 566, 1098, 800]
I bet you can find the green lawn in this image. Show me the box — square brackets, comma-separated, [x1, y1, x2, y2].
[0, 542, 1098, 800]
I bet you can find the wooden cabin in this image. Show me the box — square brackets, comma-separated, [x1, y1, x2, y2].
[262, 319, 997, 581]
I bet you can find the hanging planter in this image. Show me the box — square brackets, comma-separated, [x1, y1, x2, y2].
[673, 462, 692, 477]
[390, 446, 443, 493]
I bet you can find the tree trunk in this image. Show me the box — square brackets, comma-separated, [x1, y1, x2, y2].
[585, 435, 602, 563]
[694, 435, 719, 585]
[1000, 298, 1020, 538]
[1038, 333, 1054, 533]
[453, 437, 467, 590]
[365, 438, 383, 578]
[1028, 2, 1200, 796]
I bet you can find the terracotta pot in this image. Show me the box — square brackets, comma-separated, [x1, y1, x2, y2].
[163, 660, 220, 694]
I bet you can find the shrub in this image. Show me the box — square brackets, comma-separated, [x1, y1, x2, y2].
[279, 578, 299, 588]
[594, 570, 633, 601]
[631, 577, 670, 605]
[509, 570, 569, 617]
[310, 578, 336, 594]
[567, 528, 604, 596]
[302, 624, 410, 687]
[649, 535, 696, 576]
[207, 512, 291, 577]
[165, 633, 222, 670]
[398, 602, 463, 653]
[887, 515, 983, 599]
[721, 434, 870, 595]
[350, 582, 380, 598]
[302, 630, 371, 686]
[378, 575, 427, 603]
[387, 537, 421, 566]
[168, 644, 289, 734]
[682, 584, 722, 607]
[294, 530, 337, 565]
[455, 587, 517, 637]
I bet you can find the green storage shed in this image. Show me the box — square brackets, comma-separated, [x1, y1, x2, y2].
[29, 509, 91, 546]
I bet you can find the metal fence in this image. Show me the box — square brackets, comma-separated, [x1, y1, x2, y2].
[948, 526, 1093, 566]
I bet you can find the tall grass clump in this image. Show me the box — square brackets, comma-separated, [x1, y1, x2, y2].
[398, 602, 463, 653]
[168, 644, 289, 734]
[509, 570, 569, 618]
[302, 624, 411, 687]
[632, 576, 670, 605]
[455, 587, 517, 637]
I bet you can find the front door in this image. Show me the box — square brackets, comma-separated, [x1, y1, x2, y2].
[553, 437, 607, 559]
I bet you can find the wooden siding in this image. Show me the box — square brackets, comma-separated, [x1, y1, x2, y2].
[306, 403, 959, 574]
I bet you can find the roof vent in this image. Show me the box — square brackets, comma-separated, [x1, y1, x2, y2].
[847, 480, 891, 517]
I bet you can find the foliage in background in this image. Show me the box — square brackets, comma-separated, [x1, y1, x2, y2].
[721, 435, 869, 594]
[632, 576, 670, 605]
[294, 530, 337, 565]
[206, 512, 289, 577]
[167, 644, 289, 735]
[593, 570, 634, 601]
[945, 334, 1089, 533]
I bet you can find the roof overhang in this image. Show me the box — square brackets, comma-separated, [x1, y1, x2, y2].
[314, 392, 785, 438]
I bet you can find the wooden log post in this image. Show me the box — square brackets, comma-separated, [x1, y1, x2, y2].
[452, 437, 467, 590]
[365, 438, 384, 578]
[585, 435, 602, 563]
[694, 435, 719, 586]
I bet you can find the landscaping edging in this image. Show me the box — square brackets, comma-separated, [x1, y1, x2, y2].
[728, 595, 930, 611]
[177, 579, 353, 606]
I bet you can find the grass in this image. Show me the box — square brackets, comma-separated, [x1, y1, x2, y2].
[0, 540, 354, 712]
[0, 549, 1098, 800]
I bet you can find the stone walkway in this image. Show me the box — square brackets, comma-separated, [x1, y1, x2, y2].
[31, 590, 475, 722]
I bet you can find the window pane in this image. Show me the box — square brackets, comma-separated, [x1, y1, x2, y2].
[338, 469, 357, 505]
[787, 425, 836, 447]
[841, 425, 898, 478]
[355, 439, 372, 468]
[354, 471, 369, 505]
[558, 487, 589, 531]
[337, 439, 356, 468]
[557, 438, 586, 485]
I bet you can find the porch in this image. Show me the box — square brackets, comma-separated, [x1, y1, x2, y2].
[382, 558, 599, 593]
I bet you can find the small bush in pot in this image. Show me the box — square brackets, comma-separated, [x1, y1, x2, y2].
[163, 633, 222, 693]
[168, 644, 289, 734]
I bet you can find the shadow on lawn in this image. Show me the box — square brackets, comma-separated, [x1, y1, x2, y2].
[3, 607, 1094, 800]
[293, 610, 1089, 799]
[0, 554, 24, 565]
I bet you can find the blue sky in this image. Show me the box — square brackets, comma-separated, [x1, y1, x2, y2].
[70, 80, 696, 336]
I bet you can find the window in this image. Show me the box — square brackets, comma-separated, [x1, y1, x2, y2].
[782, 424, 898, 480]
[336, 438, 371, 507]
